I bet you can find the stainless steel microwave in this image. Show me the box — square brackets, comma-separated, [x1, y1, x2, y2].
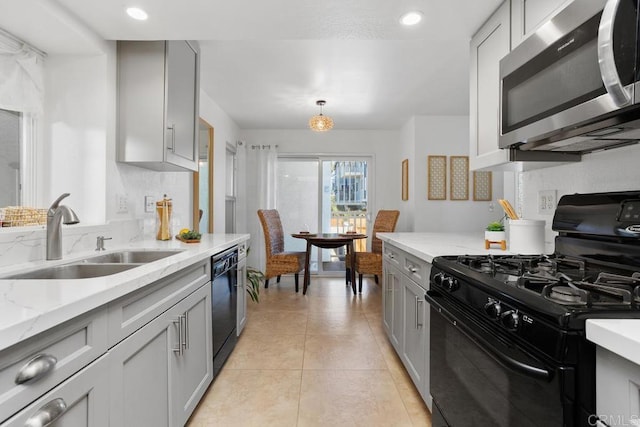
[499, 0, 640, 154]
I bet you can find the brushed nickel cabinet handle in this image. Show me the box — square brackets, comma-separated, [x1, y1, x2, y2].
[183, 312, 189, 350]
[173, 316, 183, 355]
[24, 398, 67, 427]
[15, 354, 58, 385]
[415, 296, 424, 329]
[167, 124, 176, 152]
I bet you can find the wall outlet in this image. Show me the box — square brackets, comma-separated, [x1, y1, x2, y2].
[117, 194, 128, 214]
[144, 196, 155, 213]
[538, 190, 557, 215]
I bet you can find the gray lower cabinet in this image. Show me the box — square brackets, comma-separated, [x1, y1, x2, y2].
[0, 258, 216, 427]
[109, 282, 212, 427]
[402, 276, 428, 404]
[382, 242, 432, 411]
[595, 346, 640, 427]
[2, 354, 109, 427]
[383, 265, 403, 350]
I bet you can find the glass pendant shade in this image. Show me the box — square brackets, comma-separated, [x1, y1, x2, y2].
[309, 100, 334, 132]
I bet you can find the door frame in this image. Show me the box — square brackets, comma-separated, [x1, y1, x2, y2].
[278, 153, 376, 276]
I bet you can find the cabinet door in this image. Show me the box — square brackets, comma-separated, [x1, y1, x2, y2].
[109, 306, 175, 426]
[237, 257, 247, 335]
[3, 355, 109, 427]
[390, 267, 403, 351]
[382, 263, 394, 337]
[469, 1, 511, 171]
[172, 284, 213, 427]
[165, 40, 199, 169]
[401, 277, 428, 399]
[511, 0, 572, 48]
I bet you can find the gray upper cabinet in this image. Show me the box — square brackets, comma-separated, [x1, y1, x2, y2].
[511, 0, 573, 48]
[117, 40, 200, 172]
[469, 1, 511, 171]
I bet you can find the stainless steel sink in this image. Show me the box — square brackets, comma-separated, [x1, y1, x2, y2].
[3, 264, 139, 280]
[1, 250, 184, 280]
[79, 250, 183, 264]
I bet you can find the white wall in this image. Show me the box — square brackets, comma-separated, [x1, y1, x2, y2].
[410, 116, 504, 232]
[399, 117, 416, 232]
[42, 54, 109, 225]
[199, 91, 241, 234]
[519, 143, 640, 250]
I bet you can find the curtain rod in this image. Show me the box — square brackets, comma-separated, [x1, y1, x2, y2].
[0, 28, 47, 58]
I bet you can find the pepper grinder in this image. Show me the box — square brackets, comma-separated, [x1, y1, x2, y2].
[156, 194, 173, 240]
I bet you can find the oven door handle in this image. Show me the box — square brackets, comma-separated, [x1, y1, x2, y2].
[426, 290, 553, 381]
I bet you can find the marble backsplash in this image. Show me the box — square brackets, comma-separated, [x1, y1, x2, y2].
[0, 219, 151, 269]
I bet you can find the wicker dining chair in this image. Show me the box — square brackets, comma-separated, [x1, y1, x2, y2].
[257, 209, 306, 292]
[348, 210, 400, 292]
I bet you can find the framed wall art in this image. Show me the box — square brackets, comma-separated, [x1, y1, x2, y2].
[402, 159, 409, 201]
[473, 171, 492, 201]
[427, 155, 446, 200]
[450, 156, 469, 200]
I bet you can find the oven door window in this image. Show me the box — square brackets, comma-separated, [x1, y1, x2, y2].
[429, 303, 566, 426]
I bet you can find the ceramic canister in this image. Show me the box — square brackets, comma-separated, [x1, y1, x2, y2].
[508, 219, 545, 254]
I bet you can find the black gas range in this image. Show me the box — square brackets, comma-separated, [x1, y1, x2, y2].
[427, 191, 640, 427]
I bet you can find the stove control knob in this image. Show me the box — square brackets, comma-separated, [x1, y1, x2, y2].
[443, 277, 458, 292]
[483, 302, 502, 319]
[433, 273, 444, 286]
[501, 310, 520, 331]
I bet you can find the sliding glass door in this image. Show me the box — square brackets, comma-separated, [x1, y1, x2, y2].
[277, 156, 372, 276]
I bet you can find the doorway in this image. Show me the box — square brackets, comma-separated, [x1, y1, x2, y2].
[277, 156, 371, 276]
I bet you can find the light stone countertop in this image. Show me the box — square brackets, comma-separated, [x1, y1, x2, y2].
[0, 234, 249, 352]
[586, 319, 640, 366]
[377, 232, 521, 262]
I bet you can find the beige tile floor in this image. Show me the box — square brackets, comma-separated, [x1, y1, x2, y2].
[187, 276, 432, 427]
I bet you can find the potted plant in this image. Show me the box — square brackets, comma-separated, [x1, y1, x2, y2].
[246, 267, 264, 303]
[485, 220, 506, 250]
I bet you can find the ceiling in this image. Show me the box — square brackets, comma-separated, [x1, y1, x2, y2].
[1, 0, 502, 130]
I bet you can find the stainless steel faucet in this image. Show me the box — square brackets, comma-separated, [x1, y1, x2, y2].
[46, 193, 80, 260]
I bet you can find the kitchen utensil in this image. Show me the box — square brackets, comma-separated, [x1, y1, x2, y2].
[498, 199, 519, 220]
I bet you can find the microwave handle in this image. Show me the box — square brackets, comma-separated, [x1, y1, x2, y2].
[597, 0, 632, 107]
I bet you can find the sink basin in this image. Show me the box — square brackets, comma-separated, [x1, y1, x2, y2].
[80, 250, 183, 264]
[3, 264, 138, 280]
[0, 250, 184, 280]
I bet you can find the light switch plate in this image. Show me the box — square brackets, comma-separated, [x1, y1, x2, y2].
[117, 194, 128, 213]
[144, 196, 154, 213]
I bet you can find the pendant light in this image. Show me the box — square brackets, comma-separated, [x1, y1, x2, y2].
[309, 100, 334, 132]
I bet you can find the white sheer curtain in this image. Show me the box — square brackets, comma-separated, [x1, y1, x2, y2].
[246, 144, 279, 271]
[0, 29, 44, 114]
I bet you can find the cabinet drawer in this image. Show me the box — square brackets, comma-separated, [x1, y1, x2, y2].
[0, 308, 108, 423]
[107, 260, 209, 346]
[383, 244, 402, 269]
[1, 353, 109, 427]
[402, 252, 430, 286]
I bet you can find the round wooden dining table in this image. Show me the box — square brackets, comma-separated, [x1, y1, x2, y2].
[291, 232, 367, 295]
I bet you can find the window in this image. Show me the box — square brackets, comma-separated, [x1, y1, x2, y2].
[225, 144, 237, 233]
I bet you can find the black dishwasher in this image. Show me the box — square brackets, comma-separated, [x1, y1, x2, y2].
[211, 247, 238, 378]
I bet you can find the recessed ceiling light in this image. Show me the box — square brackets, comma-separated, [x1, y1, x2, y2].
[400, 11, 423, 26]
[126, 7, 148, 21]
